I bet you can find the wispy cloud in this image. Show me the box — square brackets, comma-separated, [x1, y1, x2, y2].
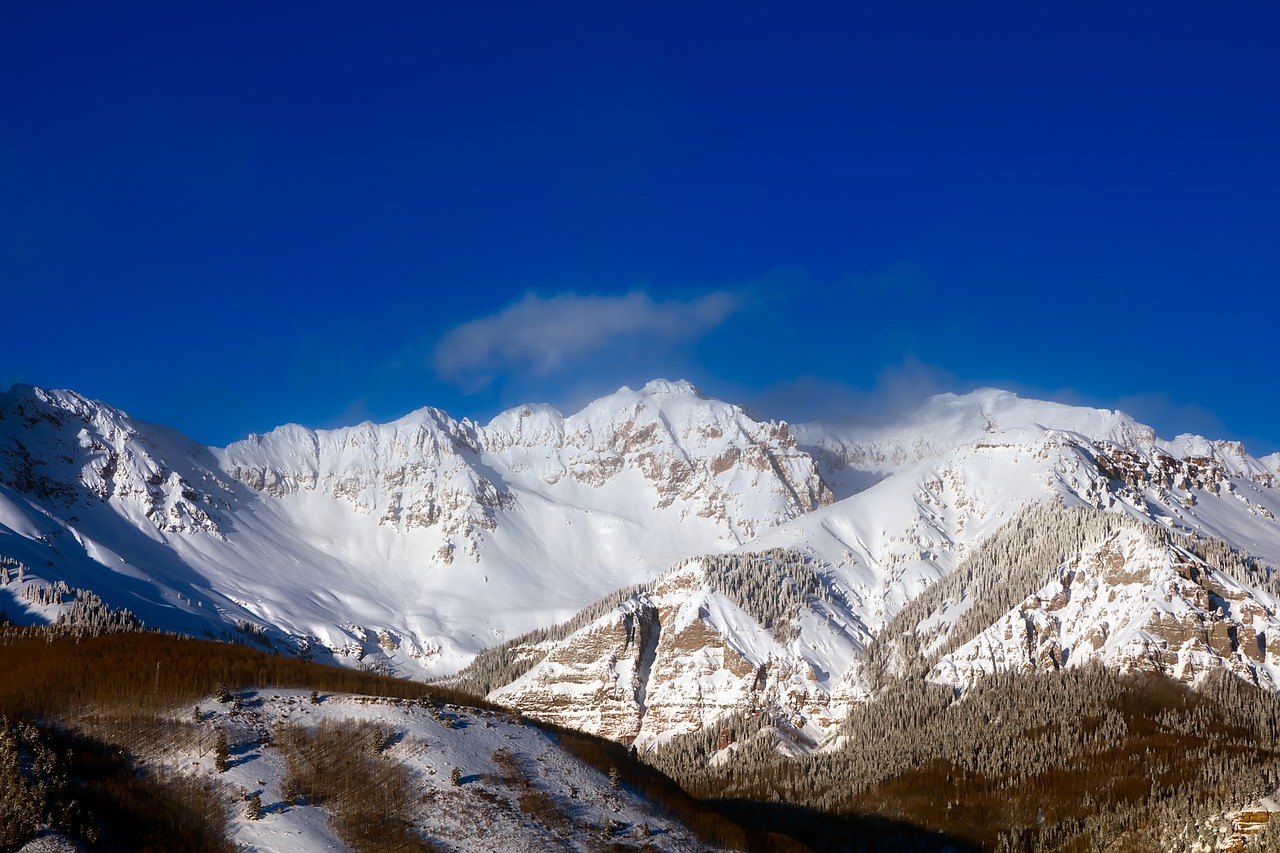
[431, 291, 739, 390]
[746, 355, 957, 426]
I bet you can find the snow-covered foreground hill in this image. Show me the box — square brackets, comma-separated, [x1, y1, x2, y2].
[173, 689, 722, 853]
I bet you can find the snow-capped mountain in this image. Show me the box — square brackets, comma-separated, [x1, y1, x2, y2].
[0, 381, 828, 675]
[459, 391, 1280, 748]
[4, 381, 1280, 755]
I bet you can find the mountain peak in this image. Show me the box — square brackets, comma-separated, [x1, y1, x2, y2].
[803, 387, 1157, 458]
[4, 384, 124, 425]
[637, 378, 705, 398]
[572, 380, 734, 428]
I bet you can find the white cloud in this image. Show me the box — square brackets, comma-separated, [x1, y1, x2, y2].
[431, 291, 739, 388]
[746, 355, 957, 426]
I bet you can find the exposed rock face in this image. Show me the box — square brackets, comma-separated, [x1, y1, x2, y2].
[546, 382, 832, 535]
[1079, 439, 1277, 518]
[489, 558, 863, 749]
[483, 380, 834, 533]
[625, 567, 762, 745]
[933, 528, 1280, 692]
[490, 601, 659, 743]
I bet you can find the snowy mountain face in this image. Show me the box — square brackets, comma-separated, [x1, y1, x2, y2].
[461, 391, 1280, 750]
[0, 386, 234, 537]
[0, 381, 829, 675]
[217, 378, 830, 562]
[4, 382, 1280, 756]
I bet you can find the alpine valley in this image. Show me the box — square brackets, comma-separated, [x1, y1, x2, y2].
[5, 380, 1280, 850]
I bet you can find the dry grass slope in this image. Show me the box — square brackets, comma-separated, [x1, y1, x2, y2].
[279, 718, 444, 852]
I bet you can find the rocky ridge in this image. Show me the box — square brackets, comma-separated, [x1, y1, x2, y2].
[0, 386, 232, 536]
[218, 379, 831, 562]
[932, 525, 1280, 693]
[484, 553, 862, 747]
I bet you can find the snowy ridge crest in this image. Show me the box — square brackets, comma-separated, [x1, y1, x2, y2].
[0, 385, 230, 536]
[219, 379, 832, 553]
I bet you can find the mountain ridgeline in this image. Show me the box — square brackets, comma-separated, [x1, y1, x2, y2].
[0, 380, 834, 675]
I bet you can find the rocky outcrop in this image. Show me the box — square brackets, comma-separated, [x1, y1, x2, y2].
[0, 385, 228, 536]
[488, 557, 862, 749]
[932, 528, 1280, 692]
[484, 601, 659, 743]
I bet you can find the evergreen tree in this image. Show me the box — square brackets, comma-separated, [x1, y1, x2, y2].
[245, 791, 262, 820]
[215, 728, 229, 773]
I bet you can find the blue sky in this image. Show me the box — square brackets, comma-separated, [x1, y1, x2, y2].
[3, 2, 1278, 453]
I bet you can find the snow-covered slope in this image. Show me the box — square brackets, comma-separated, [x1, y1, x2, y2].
[775, 390, 1280, 626]
[159, 688, 723, 852]
[0, 381, 828, 676]
[470, 390, 1280, 750]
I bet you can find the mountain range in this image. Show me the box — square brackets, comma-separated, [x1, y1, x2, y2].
[3, 380, 1280, 756]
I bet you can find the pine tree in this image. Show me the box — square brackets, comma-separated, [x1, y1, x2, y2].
[245, 791, 262, 820]
[215, 728, 229, 773]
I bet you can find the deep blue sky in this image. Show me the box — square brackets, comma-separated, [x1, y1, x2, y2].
[3, 2, 1278, 453]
